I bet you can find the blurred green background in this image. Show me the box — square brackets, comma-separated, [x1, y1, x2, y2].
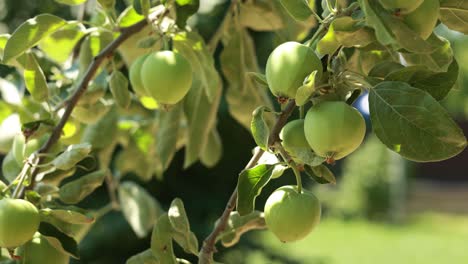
[0, 0, 467, 263]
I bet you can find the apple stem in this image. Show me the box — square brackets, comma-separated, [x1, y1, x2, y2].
[275, 142, 303, 193]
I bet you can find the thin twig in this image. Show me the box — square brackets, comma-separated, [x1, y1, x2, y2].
[198, 100, 296, 264]
[274, 142, 302, 193]
[105, 171, 120, 210]
[25, 9, 168, 190]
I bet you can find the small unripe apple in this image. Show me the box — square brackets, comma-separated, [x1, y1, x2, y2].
[264, 185, 321, 242]
[266, 42, 322, 101]
[403, 0, 440, 40]
[0, 199, 40, 248]
[140, 51, 193, 105]
[280, 119, 310, 163]
[304, 101, 365, 162]
[129, 54, 150, 97]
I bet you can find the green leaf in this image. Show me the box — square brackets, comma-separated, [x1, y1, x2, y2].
[245, 72, 268, 87]
[439, 0, 468, 34]
[133, 0, 150, 16]
[156, 103, 182, 171]
[81, 107, 118, 149]
[98, 0, 115, 9]
[55, 0, 87, 6]
[119, 181, 163, 238]
[151, 214, 177, 264]
[219, 211, 266, 248]
[173, 31, 221, 102]
[172, 230, 198, 255]
[39, 222, 79, 259]
[333, 17, 375, 48]
[279, 0, 313, 21]
[117, 6, 145, 28]
[237, 164, 274, 216]
[23, 52, 48, 102]
[174, 0, 199, 28]
[400, 34, 454, 73]
[316, 24, 340, 56]
[221, 25, 274, 129]
[3, 14, 66, 63]
[40, 208, 95, 225]
[409, 59, 459, 101]
[51, 143, 92, 170]
[59, 169, 107, 204]
[41, 167, 76, 185]
[39, 22, 86, 64]
[240, 1, 284, 31]
[251, 106, 270, 151]
[109, 70, 131, 109]
[359, 0, 435, 53]
[295, 71, 318, 106]
[168, 198, 190, 233]
[291, 148, 326, 167]
[304, 164, 336, 184]
[369, 81, 467, 162]
[182, 77, 221, 168]
[115, 141, 154, 182]
[126, 249, 159, 264]
[200, 128, 222, 168]
[72, 101, 111, 124]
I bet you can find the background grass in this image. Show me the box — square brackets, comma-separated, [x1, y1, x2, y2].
[221, 213, 468, 264]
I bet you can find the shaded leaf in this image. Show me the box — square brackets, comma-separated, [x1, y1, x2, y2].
[119, 181, 163, 238]
[279, 0, 313, 21]
[126, 249, 159, 264]
[220, 25, 273, 129]
[174, 0, 199, 28]
[359, 0, 435, 53]
[156, 103, 182, 171]
[134, 0, 150, 16]
[182, 77, 220, 168]
[251, 106, 271, 151]
[59, 170, 107, 204]
[173, 31, 221, 102]
[172, 230, 198, 255]
[151, 214, 177, 264]
[81, 107, 118, 149]
[23, 52, 48, 102]
[109, 70, 131, 109]
[304, 164, 336, 184]
[200, 128, 222, 168]
[39, 222, 79, 259]
[439, 0, 468, 34]
[401, 34, 454, 73]
[51, 143, 92, 170]
[40, 208, 95, 225]
[240, 0, 284, 31]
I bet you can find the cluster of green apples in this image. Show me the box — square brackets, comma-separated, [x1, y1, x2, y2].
[379, 0, 440, 39]
[129, 50, 193, 105]
[0, 184, 68, 263]
[263, 42, 366, 243]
